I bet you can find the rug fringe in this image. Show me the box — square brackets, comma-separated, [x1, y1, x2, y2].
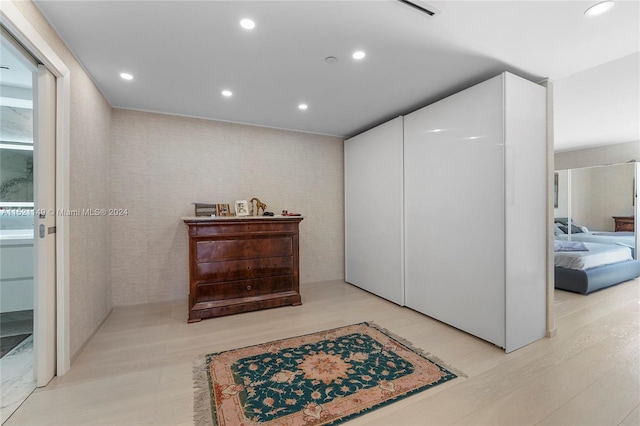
[193, 355, 215, 426]
[366, 321, 468, 379]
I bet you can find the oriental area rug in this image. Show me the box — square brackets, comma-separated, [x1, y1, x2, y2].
[193, 322, 462, 425]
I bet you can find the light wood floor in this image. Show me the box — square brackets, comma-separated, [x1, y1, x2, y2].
[5, 279, 639, 425]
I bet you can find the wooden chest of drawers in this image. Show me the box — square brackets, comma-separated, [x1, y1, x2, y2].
[183, 217, 303, 322]
[612, 216, 634, 232]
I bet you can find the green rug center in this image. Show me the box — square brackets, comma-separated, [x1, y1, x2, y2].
[231, 333, 414, 423]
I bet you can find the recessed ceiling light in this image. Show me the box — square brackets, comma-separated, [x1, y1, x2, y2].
[352, 51, 366, 60]
[240, 18, 256, 29]
[120, 72, 133, 80]
[298, 103, 308, 110]
[221, 90, 233, 97]
[585, 1, 615, 16]
[325, 56, 338, 64]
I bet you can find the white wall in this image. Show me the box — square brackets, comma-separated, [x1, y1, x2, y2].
[110, 110, 345, 306]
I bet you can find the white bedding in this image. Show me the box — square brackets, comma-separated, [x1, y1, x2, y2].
[555, 232, 634, 251]
[554, 242, 633, 270]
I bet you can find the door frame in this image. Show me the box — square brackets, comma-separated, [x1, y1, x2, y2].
[34, 64, 57, 385]
[1, 1, 71, 376]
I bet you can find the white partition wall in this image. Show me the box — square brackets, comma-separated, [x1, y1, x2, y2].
[403, 72, 546, 352]
[345, 117, 404, 305]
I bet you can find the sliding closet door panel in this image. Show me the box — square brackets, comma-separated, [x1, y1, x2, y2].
[345, 117, 404, 305]
[404, 75, 505, 347]
[504, 74, 547, 352]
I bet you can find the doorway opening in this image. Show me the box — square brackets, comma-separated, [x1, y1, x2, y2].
[0, 25, 38, 423]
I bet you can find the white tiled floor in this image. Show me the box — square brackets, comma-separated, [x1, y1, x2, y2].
[1, 335, 35, 424]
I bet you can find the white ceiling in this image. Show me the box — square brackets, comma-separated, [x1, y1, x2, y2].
[23, 0, 640, 150]
[554, 51, 639, 152]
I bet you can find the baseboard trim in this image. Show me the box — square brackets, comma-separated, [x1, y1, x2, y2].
[69, 307, 113, 365]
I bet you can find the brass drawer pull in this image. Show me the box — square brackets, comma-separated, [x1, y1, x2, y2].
[246, 285, 252, 291]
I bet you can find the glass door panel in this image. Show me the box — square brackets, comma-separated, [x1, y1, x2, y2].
[0, 26, 37, 424]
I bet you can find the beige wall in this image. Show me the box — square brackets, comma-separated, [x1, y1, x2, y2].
[12, 1, 113, 358]
[110, 110, 345, 306]
[555, 140, 640, 170]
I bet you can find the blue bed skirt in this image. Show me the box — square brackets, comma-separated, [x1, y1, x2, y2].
[555, 260, 640, 294]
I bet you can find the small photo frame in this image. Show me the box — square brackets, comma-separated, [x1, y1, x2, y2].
[194, 202, 217, 217]
[216, 203, 231, 216]
[235, 200, 249, 216]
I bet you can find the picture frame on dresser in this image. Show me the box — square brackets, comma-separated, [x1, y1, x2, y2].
[216, 203, 231, 216]
[235, 200, 249, 216]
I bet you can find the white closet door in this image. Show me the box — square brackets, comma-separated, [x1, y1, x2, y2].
[404, 75, 506, 348]
[345, 117, 404, 305]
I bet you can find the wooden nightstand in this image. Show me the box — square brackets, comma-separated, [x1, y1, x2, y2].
[612, 216, 634, 232]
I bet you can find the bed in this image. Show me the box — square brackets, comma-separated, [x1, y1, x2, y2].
[554, 218, 636, 257]
[554, 241, 640, 294]
[555, 232, 635, 257]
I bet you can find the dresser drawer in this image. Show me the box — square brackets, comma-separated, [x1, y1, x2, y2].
[195, 276, 294, 302]
[196, 256, 293, 283]
[196, 237, 292, 262]
[192, 221, 300, 237]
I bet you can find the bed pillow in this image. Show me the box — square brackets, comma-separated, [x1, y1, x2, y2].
[555, 218, 587, 233]
[554, 241, 589, 252]
[558, 224, 584, 234]
[554, 223, 567, 236]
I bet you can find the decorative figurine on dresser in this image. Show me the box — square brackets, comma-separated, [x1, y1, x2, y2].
[182, 214, 303, 322]
[250, 197, 267, 216]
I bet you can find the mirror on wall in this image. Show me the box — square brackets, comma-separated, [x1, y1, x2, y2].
[554, 162, 638, 258]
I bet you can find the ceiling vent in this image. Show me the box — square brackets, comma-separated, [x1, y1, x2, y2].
[396, 0, 440, 17]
